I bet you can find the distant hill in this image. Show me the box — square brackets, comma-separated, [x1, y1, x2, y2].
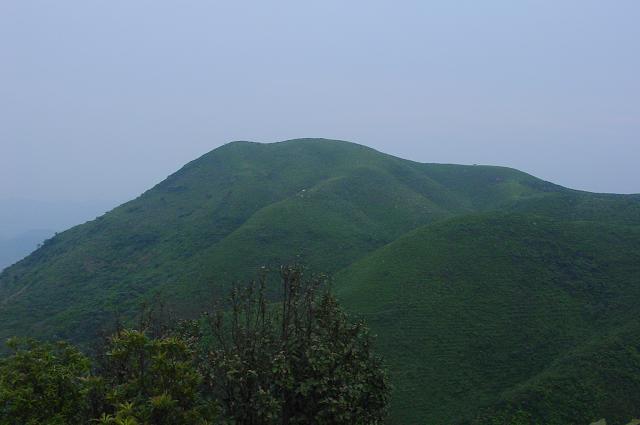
[0, 229, 54, 271]
[1, 139, 639, 424]
[0, 198, 115, 271]
[0, 198, 115, 239]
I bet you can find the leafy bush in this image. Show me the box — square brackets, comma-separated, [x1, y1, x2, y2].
[199, 266, 390, 424]
[0, 267, 389, 425]
[0, 339, 92, 425]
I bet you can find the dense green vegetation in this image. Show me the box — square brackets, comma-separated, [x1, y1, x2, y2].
[0, 139, 563, 342]
[336, 214, 640, 424]
[0, 269, 389, 424]
[1, 138, 639, 423]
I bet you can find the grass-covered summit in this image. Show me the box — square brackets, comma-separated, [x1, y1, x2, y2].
[0, 139, 555, 341]
[1, 138, 639, 424]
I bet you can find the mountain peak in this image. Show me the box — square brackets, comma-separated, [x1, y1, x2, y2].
[1, 139, 639, 424]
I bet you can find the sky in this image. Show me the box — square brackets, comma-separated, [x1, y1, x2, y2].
[1, 0, 639, 205]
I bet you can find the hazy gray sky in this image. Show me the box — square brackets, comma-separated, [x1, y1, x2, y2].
[2, 1, 639, 204]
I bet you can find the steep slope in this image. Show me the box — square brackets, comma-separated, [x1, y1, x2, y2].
[336, 213, 640, 424]
[0, 139, 550, 343]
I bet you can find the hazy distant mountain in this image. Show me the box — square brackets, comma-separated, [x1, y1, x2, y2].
[1, 139, 639, 424]
[0, 198, 116, 240]
[0, 229, 54, 271]
[0, 198, 116, 270]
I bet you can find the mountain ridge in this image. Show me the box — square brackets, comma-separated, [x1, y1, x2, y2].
[1, 138, 639, 424]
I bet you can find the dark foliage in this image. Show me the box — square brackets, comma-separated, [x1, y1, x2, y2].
[0, 267, 389, 425]
[200, 266, 390, 424]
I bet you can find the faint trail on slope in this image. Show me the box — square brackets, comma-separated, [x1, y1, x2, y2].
[0, 283, 31, 307]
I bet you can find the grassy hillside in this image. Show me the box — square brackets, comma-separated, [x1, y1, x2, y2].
[1, 138, 639, 423]
[336, 214, 640, 424]
[0, 139, 550, 342]
[471, 317, 640, 425]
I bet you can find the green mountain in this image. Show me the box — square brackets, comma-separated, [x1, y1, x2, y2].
[337, 214, 640, 424]
[1, 139, 639, 424]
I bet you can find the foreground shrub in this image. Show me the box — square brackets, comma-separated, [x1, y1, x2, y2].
[0, 339, 92, 425]
[0, 266, 390, 425]
[200, 266, 390, 424]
